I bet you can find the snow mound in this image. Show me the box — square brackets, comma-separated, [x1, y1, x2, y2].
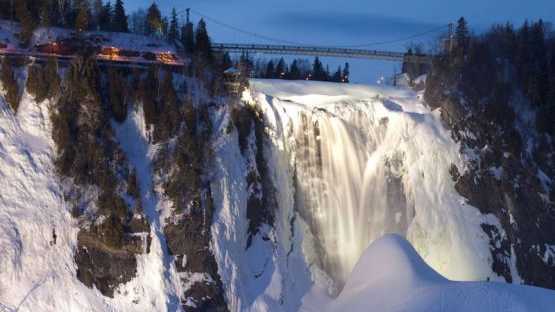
[327, 234, 555, 312]
[341, 234, 445, 292]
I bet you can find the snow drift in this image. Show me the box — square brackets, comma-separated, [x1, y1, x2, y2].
[324, 234, 555, 312]
[0, 91, 98, 311]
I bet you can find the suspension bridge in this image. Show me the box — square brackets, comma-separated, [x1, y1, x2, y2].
[0, 8, 449, 68]
[211, 43, 432, 64]
[186, 9, 451, 65]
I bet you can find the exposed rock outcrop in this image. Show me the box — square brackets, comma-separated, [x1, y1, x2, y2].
[425, 48, 555, 288]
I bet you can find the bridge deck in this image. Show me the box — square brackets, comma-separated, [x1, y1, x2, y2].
[212, 43, 431, 63]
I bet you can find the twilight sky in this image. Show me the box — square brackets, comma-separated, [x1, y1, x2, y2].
[126, 0, 555, 84]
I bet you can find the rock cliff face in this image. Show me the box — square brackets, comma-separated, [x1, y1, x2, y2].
[1, 52, 234, 309]
[0, 49, 290, 310]
[154, 100, 228, 310]
[425, 52, 555, 288]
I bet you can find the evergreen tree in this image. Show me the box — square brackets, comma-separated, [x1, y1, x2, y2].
[0, 0, 13, 20]
[108, 69, 127, 122]
[27, 56, 60, 102]
[288, 60, 300, 80]
[146, 2, 162, 35]
[161, 16, 169, 39]
[168, 8, 179, 43]
[549, 42, 555, 105]
[331, 66, 342, 82]
[60, 0, 73, 27]
[112, 0, 128, 32]
[181, 20, 194, 54]
[222, 52, 233, 70]
[455, 17, 470, 54]
[45, 56, 61, 98]
[141, 65, 160, 126]
[127, 169, 140, 200]
[15, 0, 35, 46]
[342, 62, 350, 83]
[98, 1, 113, 31]
[156, 71, 180, 141]
[27, 64, 48, 101]
[195, 19, 212, 61]
[312, 57, 327, 81]
[92, 0, 104, 29]
[402, 48, 413, 75]
[276, 58, 286, 78]
[75, 1, 90, 33]
[537, 25, 555, 134]
[517, 20, 531, 88]
[238, 52, 253, 85]
[403, 47, 423, 81]
[530, 20, 548, 106]
[265, 60, 275, 78]
[1, 57, 20, 112]
[39, 0, 52, 27]
[48, 0, 63, 26]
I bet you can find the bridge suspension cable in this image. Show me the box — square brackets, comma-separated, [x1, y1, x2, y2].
[188, 8, 449, 48]
[334, 25, 449, 48]
[188, 9, 303, 45]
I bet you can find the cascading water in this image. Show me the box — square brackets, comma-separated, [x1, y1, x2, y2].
[290, 101, 418, 284]
[290, 107, 413, 283]
[246, 80, 504, 290]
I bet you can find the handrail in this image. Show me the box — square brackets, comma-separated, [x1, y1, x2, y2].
[212, 43, 431, 64]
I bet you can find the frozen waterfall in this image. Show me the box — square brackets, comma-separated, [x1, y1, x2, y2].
[245, 79, 508, 288]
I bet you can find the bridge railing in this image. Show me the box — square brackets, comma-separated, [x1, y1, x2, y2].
[212, 43, 431, 64]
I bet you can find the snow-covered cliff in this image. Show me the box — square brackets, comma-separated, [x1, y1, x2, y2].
[0, 61, 553, 311]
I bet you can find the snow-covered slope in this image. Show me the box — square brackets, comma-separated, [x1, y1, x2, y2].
[309, 234, 555, 312]
[0, 91, 99, 311]
[0, 85, 179, 311]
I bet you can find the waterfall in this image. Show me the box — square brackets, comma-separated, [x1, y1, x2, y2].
[247, 80, 501, 289]
[288, 102, 415, 283]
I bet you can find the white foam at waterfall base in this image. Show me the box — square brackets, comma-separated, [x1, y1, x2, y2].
[245, 79, 514, 287]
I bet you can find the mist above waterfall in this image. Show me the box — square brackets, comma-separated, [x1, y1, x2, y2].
[245, 79, 510, 289]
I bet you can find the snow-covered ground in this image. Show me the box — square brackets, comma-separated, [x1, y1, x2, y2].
[0, 20, 181, 65]
[30, 26, 177, 53]
[303, 234, 555, 312]
[0, 90, 108, 311]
